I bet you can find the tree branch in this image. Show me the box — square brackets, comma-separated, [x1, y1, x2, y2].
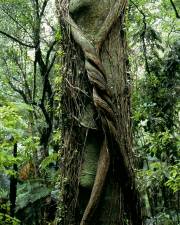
[46, 40, 57, 66]
[130, 0, 150, 74]
[39, 101, 51, 126]
[13, 53, 32, 101]
[3, 57, 29, 104]
[0, 30, 34, 48]
[170, 0, 180, 19]
[0, 6, 33, 39]
[33, 59, 37, 102]
[8, 79, 29, 104]
[40, 0, 49, 18]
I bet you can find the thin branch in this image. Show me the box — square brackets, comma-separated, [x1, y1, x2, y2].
[8, 80, 29, 104]
[170, 0, 180, 19]
[3, 57, 29, 103]
[40, 75, 51, 106]
[33, 60, 37, 102]
[0, 30, 34, 48]
[47, 53, 56, 75]
[35, 45, 46, 72]
[0, 6, 33, 39]
[40, 0, 49, 18]
[46, 40, 57, 66]
[44, 16, 57, 33]
[130, 0, 150, 74]
[39, 78, 53, 128]
[34, 0, 40, 18]
[39, 52, 55, 127]
[13, 54, 32, 101]
[39, 101, 51, 125]
[39, 61, 54, 127]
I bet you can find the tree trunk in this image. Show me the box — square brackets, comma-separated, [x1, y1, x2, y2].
[56, 1, 143, 224]
[10, 142, 18, 218]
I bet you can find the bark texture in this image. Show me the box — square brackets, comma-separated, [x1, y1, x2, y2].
[56, 1, 143, 224]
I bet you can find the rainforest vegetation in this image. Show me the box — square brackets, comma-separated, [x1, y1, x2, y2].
[0, 0, 179, 225]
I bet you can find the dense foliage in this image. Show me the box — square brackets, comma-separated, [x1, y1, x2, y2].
[0, 0, 179, 224]
[0, 0, 60, 224]
[129, 0, 179, 224]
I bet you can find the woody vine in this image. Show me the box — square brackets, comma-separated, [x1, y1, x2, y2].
[56, 0, 143, 224]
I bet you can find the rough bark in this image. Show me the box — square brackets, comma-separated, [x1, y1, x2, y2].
[56, 1, 143, 224]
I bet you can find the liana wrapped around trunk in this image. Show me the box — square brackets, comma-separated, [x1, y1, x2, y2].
[56, 0, 143, 224]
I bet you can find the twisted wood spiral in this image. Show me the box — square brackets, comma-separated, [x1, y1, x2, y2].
[56, 1, 143, 225]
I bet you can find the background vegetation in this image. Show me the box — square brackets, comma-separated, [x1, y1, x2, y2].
[0, 0, 179, 224]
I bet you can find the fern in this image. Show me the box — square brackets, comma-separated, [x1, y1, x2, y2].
[40, 153, 59, 170]
[16, 181, 51, 211]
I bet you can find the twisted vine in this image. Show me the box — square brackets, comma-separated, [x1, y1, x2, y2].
[56, 1, 142, 224]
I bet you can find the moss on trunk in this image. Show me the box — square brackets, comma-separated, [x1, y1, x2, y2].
[56, 0, 143, 224]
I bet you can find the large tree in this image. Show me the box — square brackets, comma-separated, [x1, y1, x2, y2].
[56, 0, 143, 224]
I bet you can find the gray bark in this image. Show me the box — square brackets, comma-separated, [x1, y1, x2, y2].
[56, 1, 143, 224]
